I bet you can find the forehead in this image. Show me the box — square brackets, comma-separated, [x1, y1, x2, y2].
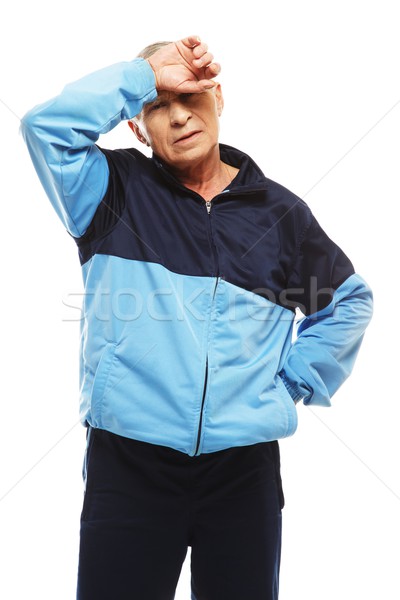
[145, 89, 215, 109]
[137, 88, 220, 123]
[154, 91, 178, 102]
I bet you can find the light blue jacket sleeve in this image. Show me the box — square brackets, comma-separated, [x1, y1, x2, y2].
[20, 58, 157, 237]
[280, 273, 373, 406]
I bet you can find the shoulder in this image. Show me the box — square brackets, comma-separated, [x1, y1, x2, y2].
[265, 177, 310, 218]
[98, 146, 152, 175]
[221, 143, 311, 222]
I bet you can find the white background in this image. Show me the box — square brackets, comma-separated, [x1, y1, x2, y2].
[0, 1, 399, 598]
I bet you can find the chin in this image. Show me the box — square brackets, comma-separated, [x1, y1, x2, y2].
[173, 141, 217, 163]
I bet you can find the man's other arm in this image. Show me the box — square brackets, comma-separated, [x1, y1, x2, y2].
[279, 212, 373, 406]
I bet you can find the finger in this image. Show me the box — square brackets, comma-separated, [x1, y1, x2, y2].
[192, 43, 209, 59]
[204, 62, 221, 78]
[177, 79, 216, 94]
[193, 51, 214, 69]
[182, 35, 202, 48]
[197, 79, 218, 91]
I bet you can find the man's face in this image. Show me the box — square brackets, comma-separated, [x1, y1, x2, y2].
[130, 85, 224, 170]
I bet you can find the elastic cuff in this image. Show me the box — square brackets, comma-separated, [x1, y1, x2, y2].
[279, 370, 304, 404]
[126, 58, 158, 105]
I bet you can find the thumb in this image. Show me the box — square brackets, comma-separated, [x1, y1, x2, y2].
[177, 80, 217, 93]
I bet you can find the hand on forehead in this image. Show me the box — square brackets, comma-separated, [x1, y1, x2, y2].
[147, 35, 221, 95]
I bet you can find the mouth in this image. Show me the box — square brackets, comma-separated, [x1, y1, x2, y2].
[174, 130, 202, 144]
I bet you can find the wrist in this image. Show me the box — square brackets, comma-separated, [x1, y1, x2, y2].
[146, 57, 161, 91]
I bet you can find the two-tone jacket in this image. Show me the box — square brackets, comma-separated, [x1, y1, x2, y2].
[21, 58, 373, 456]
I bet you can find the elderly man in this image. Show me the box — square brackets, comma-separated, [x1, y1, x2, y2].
[21, 35, 372, 600]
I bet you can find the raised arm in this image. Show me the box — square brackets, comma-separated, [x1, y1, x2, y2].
[20, 36, 220, 237]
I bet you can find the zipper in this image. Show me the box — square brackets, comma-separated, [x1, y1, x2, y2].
[204, 199, 219, 277]
[194, 276, 219, 456]
[193, 201, 219, 455]
[194, 357, 208, 456]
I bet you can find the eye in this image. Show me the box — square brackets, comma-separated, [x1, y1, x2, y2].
[147, 100, 167, 113]
[149, 102, 164, 111]
[180, 93, 194, 101]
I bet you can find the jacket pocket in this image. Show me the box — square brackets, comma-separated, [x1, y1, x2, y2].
[275, 373, 298, 436]
[90, 343, 117, 427]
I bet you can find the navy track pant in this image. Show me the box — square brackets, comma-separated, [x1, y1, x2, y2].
[77, 427, 284, 600]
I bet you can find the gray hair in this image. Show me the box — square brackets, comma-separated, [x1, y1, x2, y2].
[137, 41, 172, 60]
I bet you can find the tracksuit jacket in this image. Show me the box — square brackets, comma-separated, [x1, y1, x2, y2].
[21, 58, 373, 456]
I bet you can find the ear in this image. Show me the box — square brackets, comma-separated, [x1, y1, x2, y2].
[128, 119, 150, 146]
[214, 83, 224, 117]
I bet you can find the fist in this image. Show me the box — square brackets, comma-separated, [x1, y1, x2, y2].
[147, 35, 221, 94]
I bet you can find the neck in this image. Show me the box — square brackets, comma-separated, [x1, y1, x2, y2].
[168, 148, 239, 202]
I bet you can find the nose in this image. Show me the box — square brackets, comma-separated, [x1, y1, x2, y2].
[169, 100, 191, 126]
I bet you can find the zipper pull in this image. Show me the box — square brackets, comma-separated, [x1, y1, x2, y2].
[205, 200, 212, 214]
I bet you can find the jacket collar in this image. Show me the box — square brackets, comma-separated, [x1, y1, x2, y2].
[151, 143, 269, 195]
